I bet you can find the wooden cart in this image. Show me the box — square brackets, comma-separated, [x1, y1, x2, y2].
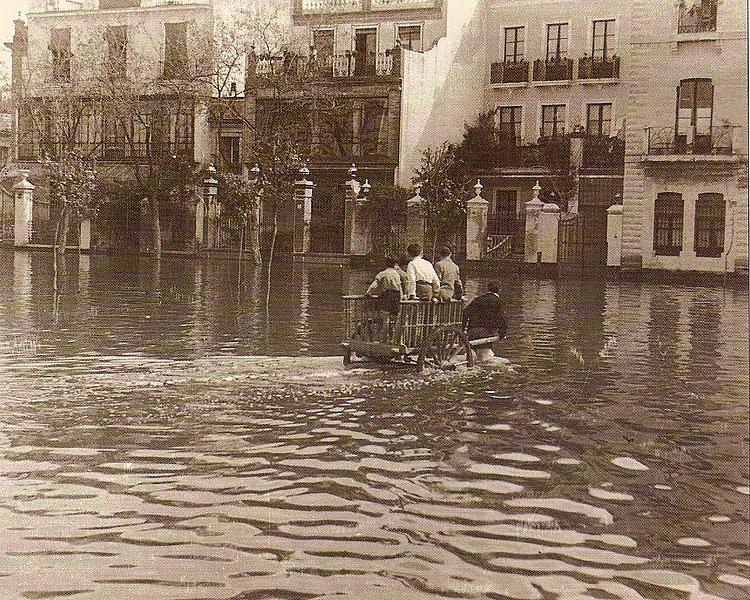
[341, 295, 496, 371]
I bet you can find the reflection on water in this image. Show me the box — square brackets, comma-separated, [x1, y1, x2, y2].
[0, 250, 748, 600]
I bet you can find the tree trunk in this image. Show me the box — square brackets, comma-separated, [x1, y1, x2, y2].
[237, 218, 245, 294]
[150, 196, 162, 259]
[247, 205, 262, 265]
[55, 204, 70, 256]
[264, 203, 279, 311]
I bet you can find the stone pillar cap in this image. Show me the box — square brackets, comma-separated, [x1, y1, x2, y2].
[542, 202, 560, 213]
[14, 170, 35, 191]
[607, 204, 624, 214]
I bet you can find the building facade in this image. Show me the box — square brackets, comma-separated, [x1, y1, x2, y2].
[8, 0, 213, 249]
[622, 0, 748, 274]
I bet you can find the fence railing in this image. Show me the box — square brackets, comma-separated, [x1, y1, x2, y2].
[533, 57, 573, 82]
[485, 234, 513, 259]
[297, 0, 437, 13]
[18, 140, 194, 162]
[254, 51, 398, 79]
[645, 125, 736, 156]
[578, 56, 620, 79]
[490, 60, 530, 84]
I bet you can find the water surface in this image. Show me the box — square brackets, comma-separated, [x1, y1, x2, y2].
[0, 251, 748, 599]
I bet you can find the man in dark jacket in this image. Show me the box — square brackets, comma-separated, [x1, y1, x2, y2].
[463, 281, 507, 361]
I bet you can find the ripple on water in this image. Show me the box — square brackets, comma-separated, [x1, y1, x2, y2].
[611, 457, 649, 471]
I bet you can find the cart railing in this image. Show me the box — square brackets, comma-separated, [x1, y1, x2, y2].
[343, 295, 464, 350]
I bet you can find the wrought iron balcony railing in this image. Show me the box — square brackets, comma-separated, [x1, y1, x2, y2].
[678, 0, 717, 33]
[296, 0, 436, 13]
[490, 60, 529, 84]
[646, 125, 736, 156]
[577, 56, 620, 80]
[253, 50, 398, 79]
[532, 57, 573, 82]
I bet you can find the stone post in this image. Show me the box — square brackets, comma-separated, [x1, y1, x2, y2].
[293, 166, 314, 255]
[203, 166, 218, 249]
[466, 179, 489, 261]
[350, 178, 372, 256]
[13, 169, 34, 247]
[538, 202, 561, 263]
[607, 203, 623, 267]
[406, 184, 425, 249]
[195, 193, 205, 250]
[343, 164, 361, 256]
[524, 180, 545, 263]
[79, 218, 91, 252]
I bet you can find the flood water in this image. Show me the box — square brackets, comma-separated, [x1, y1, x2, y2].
[0, 250, 748, 600]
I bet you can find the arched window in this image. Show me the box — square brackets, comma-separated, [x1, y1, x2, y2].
[654, 192, 683, 256]
[694, 193, 725, 257]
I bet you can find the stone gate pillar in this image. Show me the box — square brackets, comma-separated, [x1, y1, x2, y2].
[405, 185, 425, 249]
[466, 179, 489, 261]
[293, 166, 314, 255]
[195, 192, 205, 251]
[13, 169, 34, 247]
[79, 218, 92, 252]
[607, 203, 623, 267]
[538, 202, 561, 263]
[524, 180, 544, 263]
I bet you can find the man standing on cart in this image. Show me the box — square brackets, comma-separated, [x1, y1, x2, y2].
[463, 281, 507, 362]
[405, 244, 441, 301]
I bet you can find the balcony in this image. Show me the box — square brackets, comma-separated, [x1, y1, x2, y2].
[678, 0, 717, 33]
[645, 126, 737, 159]
[490, 61, 530, 85]
[577, 56, 620, 80]
[532, 57, 573, 83]
[253, 50, 399, 79]
[582, 136, 625, 170]
[295, 0, 437, 14]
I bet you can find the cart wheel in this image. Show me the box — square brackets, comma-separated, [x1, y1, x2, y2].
[417, 326, 474, 372]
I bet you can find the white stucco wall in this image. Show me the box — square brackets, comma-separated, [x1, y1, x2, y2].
[398, 0, 485, 186]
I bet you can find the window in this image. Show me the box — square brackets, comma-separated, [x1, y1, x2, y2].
[219, 136, 241, 171]
[163, 22, 188, 79]
[106, 25, 127, 79]
[312, 29, 334, 64]
[653, 192, 684, 256]
[676, 78, 713, 152]
[498, 106, 522, 145]
[694, 193, 725, 257]
[354, 28, 377, 76]
[50, 27, 71, 83]
[587, 103, 612, 137]
[397, 25, 422, 51]
[541, 104, 566, 138]
[546, 23, 568, 60]
[359, 100, 388, 156]
[504, 26, 524, 63]
[592, 19, 615, 60]
[678, 0, 718, 33]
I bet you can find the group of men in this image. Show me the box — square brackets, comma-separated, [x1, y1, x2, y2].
[366, 243, 507, 347]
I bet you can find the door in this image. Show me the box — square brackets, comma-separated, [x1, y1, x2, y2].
[312, 29, 334, 74]
[676, 79, 713, 153]
[310, 186, 345, 254]
[354, 28, 377, 76]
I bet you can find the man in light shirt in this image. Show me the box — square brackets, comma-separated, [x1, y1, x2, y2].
[405, 243, 441, 301]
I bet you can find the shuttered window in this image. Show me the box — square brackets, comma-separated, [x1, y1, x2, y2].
[653, 192, 683, 256]
[694, 193, 725, 257]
